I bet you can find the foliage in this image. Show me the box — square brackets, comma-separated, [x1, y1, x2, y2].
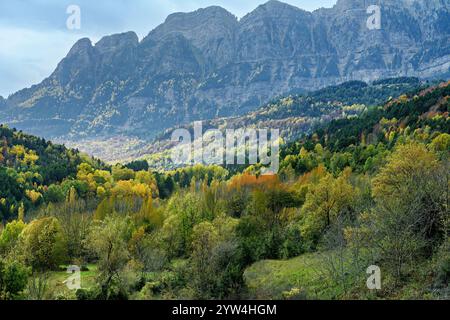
[0, 81, 448, 300]
[20, 217, 67, 271]
[0, 258, 30, 299]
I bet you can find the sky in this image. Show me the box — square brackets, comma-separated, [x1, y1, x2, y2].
[0, 0, 337, 97]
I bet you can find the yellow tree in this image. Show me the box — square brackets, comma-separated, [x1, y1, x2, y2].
[136, 196, 163, 229]
[18, 202, 25, 222]
[371, 143, 447, 275]
[94, 198, 114, 221]
[301, 169, 358, 244]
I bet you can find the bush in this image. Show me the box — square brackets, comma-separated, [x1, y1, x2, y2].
[0, 259, 30, 299]
[434, 240, 450, 288]
[44, 185, 65, 203]
[76, 288, 95, 300]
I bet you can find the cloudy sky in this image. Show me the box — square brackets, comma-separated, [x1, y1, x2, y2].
[0, 0, 337, 97]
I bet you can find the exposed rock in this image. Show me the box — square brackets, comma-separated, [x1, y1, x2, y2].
[2, 0, 449, 141]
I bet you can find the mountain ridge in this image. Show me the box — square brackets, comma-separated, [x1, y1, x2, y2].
[1, 0, 449, 145]
[63, 77, 423, 164]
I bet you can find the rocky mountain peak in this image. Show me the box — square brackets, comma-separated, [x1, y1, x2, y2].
[242, 0, 306, 21]
[164, 5, 236, 24]
[66, 38, 93, 58]
[95, 31, 139, 54]
[146, 6, 237, 42]
[261, 0, 302, 11]
[335, 0, 447, 11]
[144, 5, 238, 68]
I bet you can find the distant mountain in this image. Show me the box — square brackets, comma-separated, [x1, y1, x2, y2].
[1, 0, 449, 145]
[114, 77, 423, 167]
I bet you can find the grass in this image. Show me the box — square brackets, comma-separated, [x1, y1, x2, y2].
[243, 251, 445, 300]
[46, 264, 98, 299]
[243, 253, 338, 299]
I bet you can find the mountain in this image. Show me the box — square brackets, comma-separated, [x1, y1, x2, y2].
[118, 77, 423, 167]
[1, 0, 449, 148]
[285, 79, 450, 157]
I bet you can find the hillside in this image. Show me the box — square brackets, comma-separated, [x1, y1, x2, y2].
[0, 82, 448, 300]
[124, 77, 424, 167]
[0, 125, 102, 220]
[239, 82, 449, 300]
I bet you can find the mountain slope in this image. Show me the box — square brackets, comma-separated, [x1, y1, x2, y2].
[124, 77, 423, 167]
[1, 0, 449, 144]
[0, 125, 104, 220]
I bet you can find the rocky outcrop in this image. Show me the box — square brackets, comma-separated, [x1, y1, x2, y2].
[2, 0, 449, 141]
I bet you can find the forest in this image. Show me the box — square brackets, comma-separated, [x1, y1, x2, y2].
[0, 81, 448, 300]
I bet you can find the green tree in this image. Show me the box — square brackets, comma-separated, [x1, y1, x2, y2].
[86, 216, 131, 299]
[44, 184, 65, 203]
[112, 165, 135, 181]
[0, 259, 30, 300]
[190, 222, 219, 298]
[20, 217, 67, 271]
[0, 220, 26, 254]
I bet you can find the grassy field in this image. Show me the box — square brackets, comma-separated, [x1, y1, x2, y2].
[46, 264, 98, 299]
[244, 253, 326, 299]
[243, 251, 445, 300]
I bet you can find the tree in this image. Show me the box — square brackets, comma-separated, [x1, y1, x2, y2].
[0, 259, 30, 300]
[372, 143, 447, 248]
[430, 133, 450, 153]
[300, 170, 358, 247]
[50, 200, 92, 260]
[86, 216, 131, 299]
[135, 171, 159, 197]
[369, 143, 448, 278]
[0, 220, 26, 254]
[369, 197, 427, 281]
[190, 222, 219, 298]
[164, 192, 203, 256]
[18, 202, 25, 221]
[129, 227, 167, 273]
[236, 215, 267, 264]
[112, 165, 135, 181]
[136, 196, 163, 229]
[20, 217, 67, 271]
[94, 197, 114, 221]
[125, 160, 149, 172]
[44, 184, 65, 203]
[0, 167, 23, 220]
[67, 186, 78, 204]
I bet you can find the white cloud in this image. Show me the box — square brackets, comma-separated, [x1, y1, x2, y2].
[0, 25, 99, 97]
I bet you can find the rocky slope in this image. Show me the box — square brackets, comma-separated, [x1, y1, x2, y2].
[77, 77, 421, 164]
[1, 0, 449, 144]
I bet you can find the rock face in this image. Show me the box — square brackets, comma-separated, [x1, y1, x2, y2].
[1, 0, 449, 140]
